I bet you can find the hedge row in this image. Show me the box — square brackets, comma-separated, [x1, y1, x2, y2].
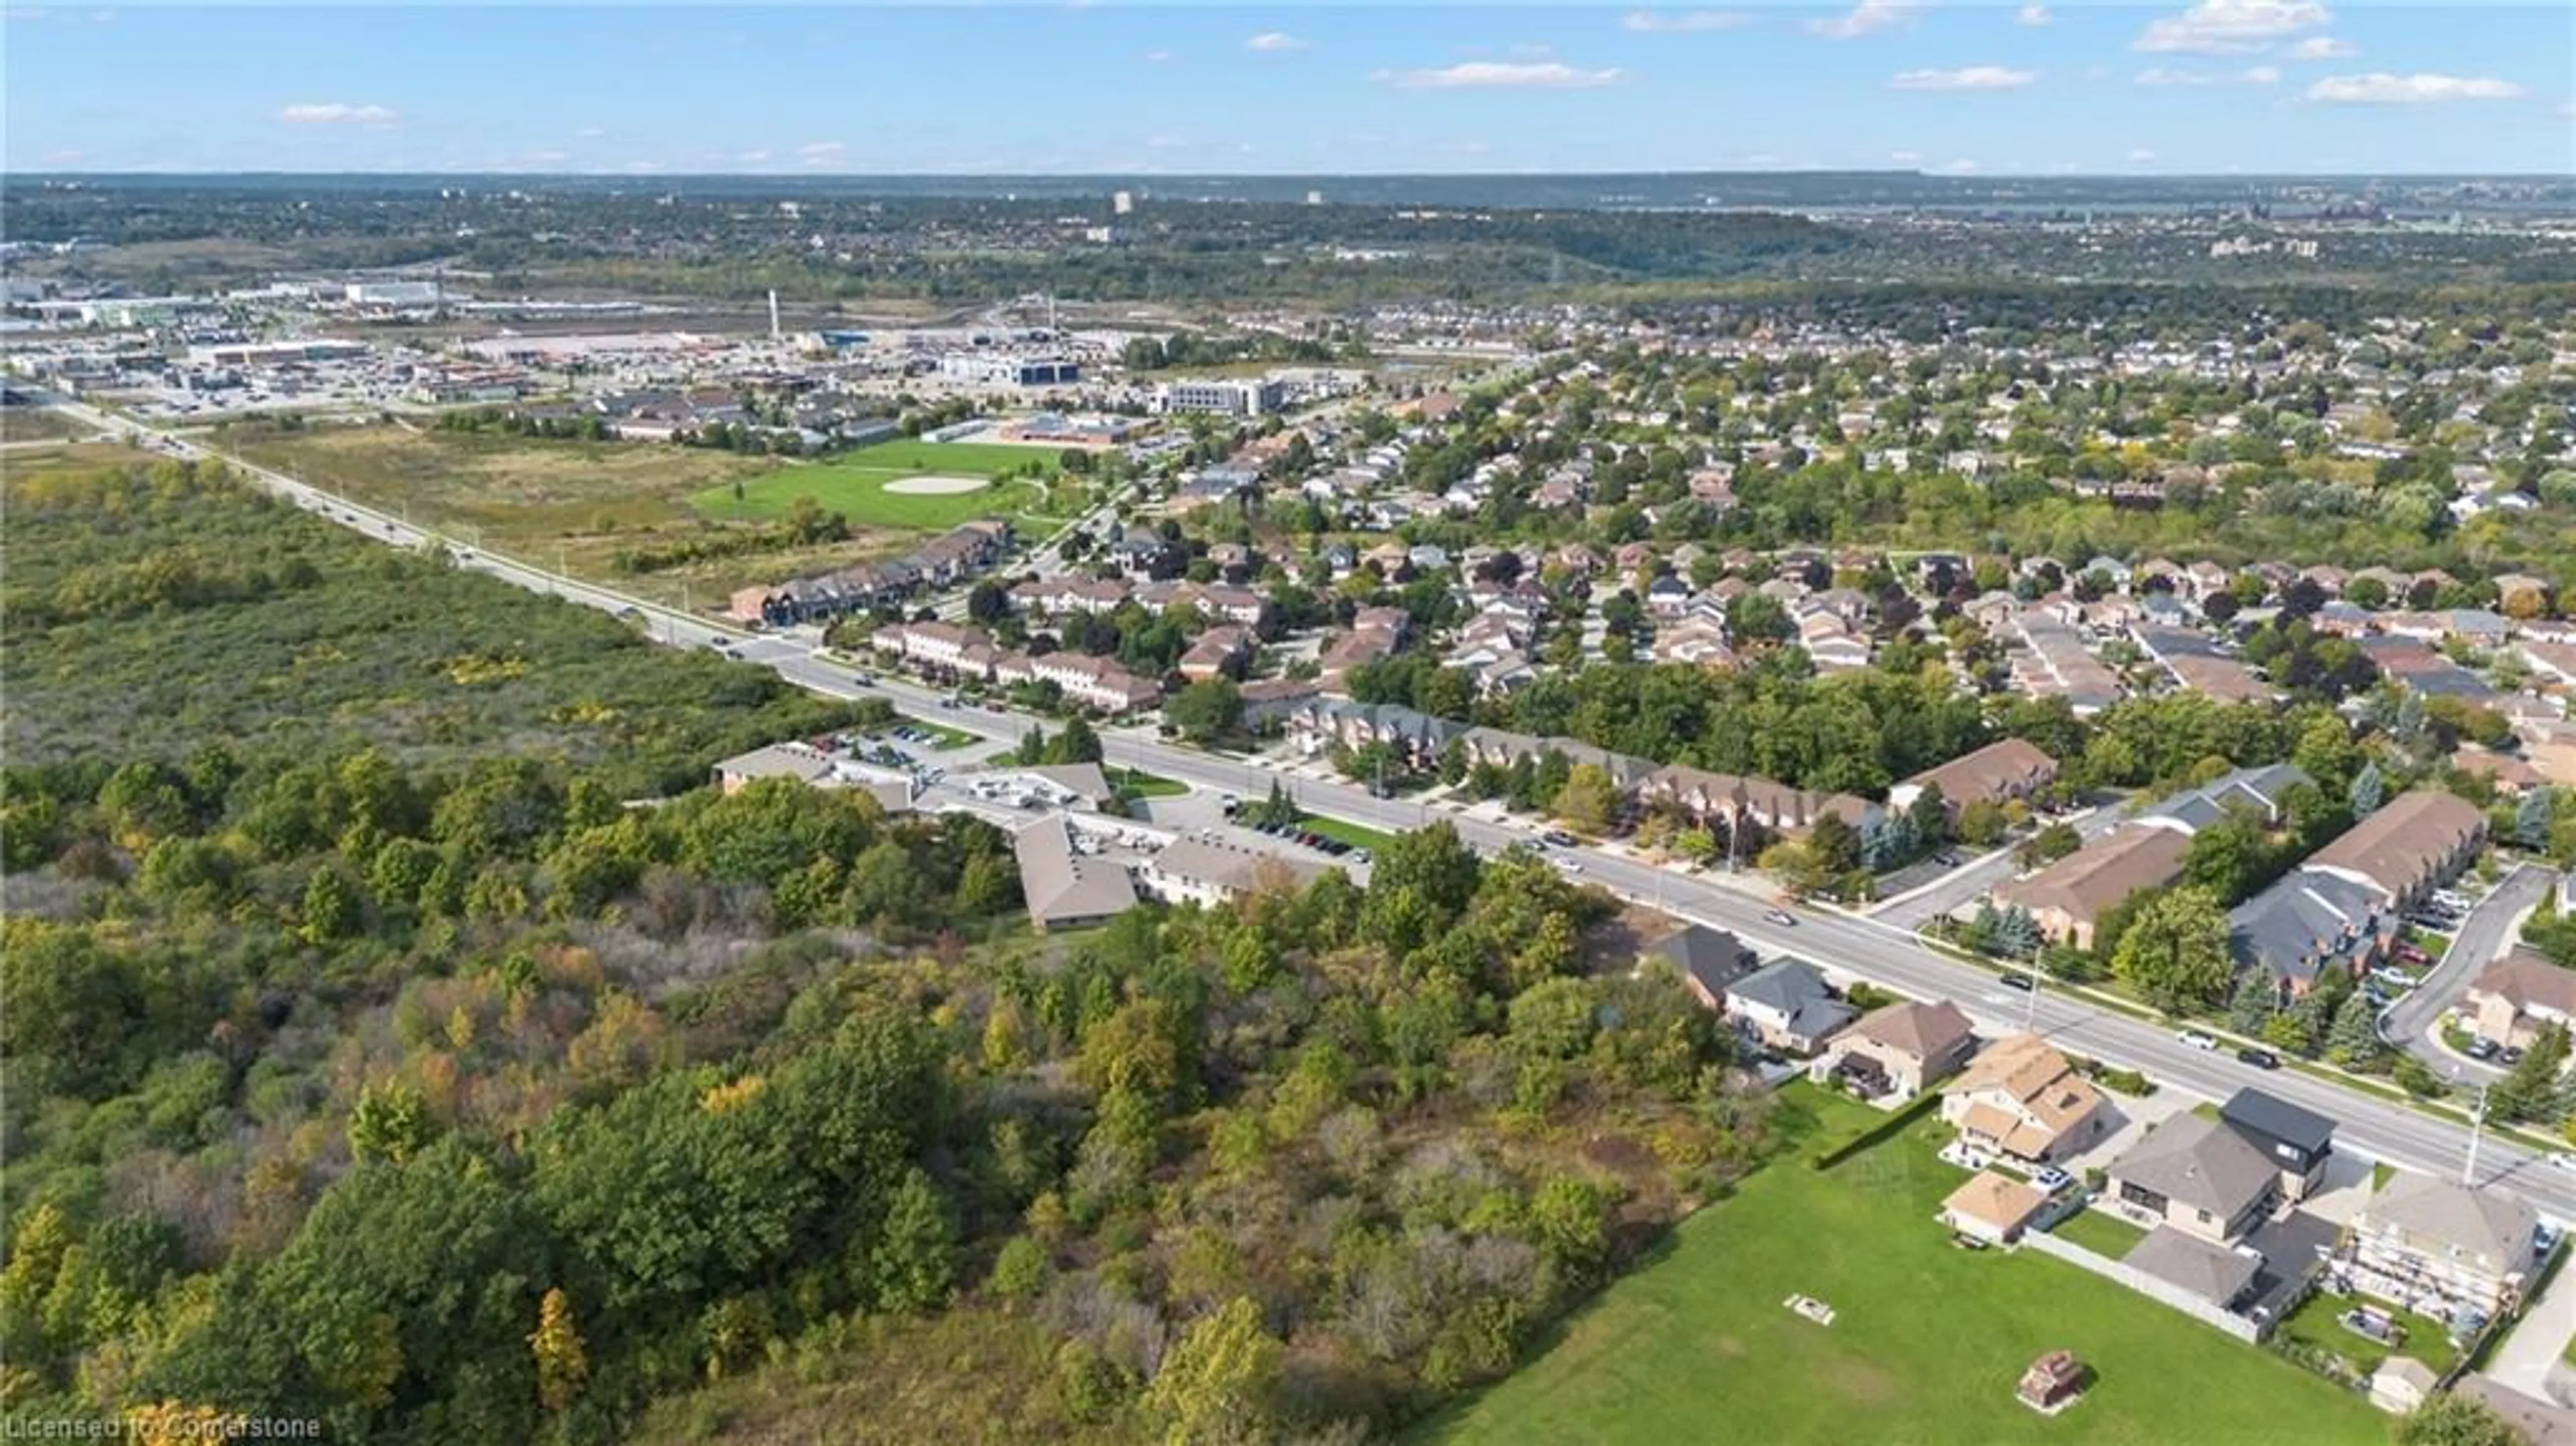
[1809, 1089, 1946, 1171]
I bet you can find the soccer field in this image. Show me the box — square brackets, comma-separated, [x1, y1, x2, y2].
[690, 439, 1058, 530]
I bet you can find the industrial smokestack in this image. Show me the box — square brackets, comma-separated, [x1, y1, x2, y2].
[767, 289, 781, 340]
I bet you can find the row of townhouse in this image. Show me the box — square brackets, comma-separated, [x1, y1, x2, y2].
[1008, 575, 1271, 629]
[872, 620, 1164, 713]
[1279, 698, 1874, 839]
[729, 520, 1014, 627]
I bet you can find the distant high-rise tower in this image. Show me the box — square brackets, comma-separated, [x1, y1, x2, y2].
[1113, 190, 1134, 216]
[1306, 189, 1324, 206]
[767, 289, 780, 340]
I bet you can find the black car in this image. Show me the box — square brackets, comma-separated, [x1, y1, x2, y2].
[2235, 1048, 2282, 1070]
[2500, 1046, 2528, 1068]
[2000, 972, 2035, 992]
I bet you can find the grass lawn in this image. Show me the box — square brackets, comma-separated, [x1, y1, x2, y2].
[692, 439, 1056, 530]
[1419, 1097, 2383, 1446]
[1301, 813, 1400, 852]
[2277, 1289, 2461, 1378]
[2372, 1162, 2396, 1191]
[2051, 1209, 2149, 1260]
[226, 425, 862, 610]
[1109, 767, 1189, 799]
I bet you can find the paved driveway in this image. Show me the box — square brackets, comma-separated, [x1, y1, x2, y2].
[2383, 863, 2558, 1084]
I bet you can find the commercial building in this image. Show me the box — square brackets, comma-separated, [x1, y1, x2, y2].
[938, 353, 1081, 388]
[1158, 378, 1286, 417]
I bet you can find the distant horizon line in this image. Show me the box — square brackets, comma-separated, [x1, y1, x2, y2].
[10, 168, 2569, 184]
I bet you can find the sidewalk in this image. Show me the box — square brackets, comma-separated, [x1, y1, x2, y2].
[2485, 1254, 2576, 1406]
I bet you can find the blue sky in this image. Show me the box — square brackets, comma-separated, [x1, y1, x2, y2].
[7, 3, 2571, 174]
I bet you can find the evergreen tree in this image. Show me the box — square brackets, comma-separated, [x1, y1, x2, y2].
[2229, 968, 2280, 1036]
[2349, 761, 2385, 818]
[2326, 987, 2383, 1068]
[2518, 787, 2555, 850]
[2492, 1022, 2571, 1123]
[1995, 906, 2041, 960]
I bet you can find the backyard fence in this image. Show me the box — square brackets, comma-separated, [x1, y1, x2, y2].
[2023, 1229, 2267, 1345]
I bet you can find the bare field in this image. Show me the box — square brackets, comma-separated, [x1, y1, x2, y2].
[227, 425, 906, 612]
[0, 408, 93, 445]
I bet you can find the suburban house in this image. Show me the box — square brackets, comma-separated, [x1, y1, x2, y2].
[2135, 763, 2313, 836]
[1011, 816, 1140, 932]
[2227, 869, 2399, 998]
[2300, 789, 2487, 911]
[2123, 1227, 2264, 1314]
[1647, 925, 1761, 1009]
[1637, 762, 1874, 839]
[710, 741, 912, 813]
[1815, 999, 1977, 1101]
[1942, 1171, 2051, 1247]
[1940, 1034, 2111, 1166]
[2218, 1088, 2338, 1205]
[1135, 836, 1328, 909]
[2465, 948, 2576, 1048]
[1993, 824, 2192, 950]
[1723, 960, 1858, 1056]
[2105, 1113, 2282, 1244]
[1889, 738, 2061, 820]
[730, 520, 1012, 626]
[2336, 1174, 2540, 1324]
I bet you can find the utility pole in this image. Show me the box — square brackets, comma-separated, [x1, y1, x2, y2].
[2463, 1080, 2491, 1187]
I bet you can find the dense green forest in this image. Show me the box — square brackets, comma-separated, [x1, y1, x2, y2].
[1, 459, 1765, 1444]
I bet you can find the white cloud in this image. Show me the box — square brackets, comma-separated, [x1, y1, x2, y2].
[798, 140, 845, 158]
[2128, 146, 2159, 161]
[1244, 30, 1305, 52]
[1140, 48, 1172, 62]
[2304, 71, 2524, 104]
[1888, 149, 1922, 162]
[2560, 99, 2576, 119]
[1892, 64, 2035, 91]
[1937, 158, 1981, 173]
[276, 101, 398, 125]
[2016, 4, 2051, 23]
[2135, 64, 2279, 86]
[519, 150, 572, 165]
[1377, 60, 1624, 90]
[2135, 0, 2329, 55]
[1620, 9, 1756, 32]
[576, 126, 607, 139]
[2287, 35, 2356, 59]
[1807, 0, 1914, 40]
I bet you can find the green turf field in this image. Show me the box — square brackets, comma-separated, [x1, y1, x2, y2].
[691, 439, 1057, 530]
[1418, 1089, 2381, 1446]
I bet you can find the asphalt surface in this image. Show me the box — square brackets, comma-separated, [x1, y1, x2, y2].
[63, 398, 2576, 1225]
[1870, 800, 2130, 931]
[2383, 863, 2558, 1084]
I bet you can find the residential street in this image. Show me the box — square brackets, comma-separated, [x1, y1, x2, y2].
[76, 397, 2576, 1229]
[2383, 863, 2557, 1085]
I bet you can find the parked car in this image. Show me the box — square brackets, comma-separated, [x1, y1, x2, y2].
[2031, 1166, 2073, 1193]
[1542, 829, 1578, 847]
[2178, 1030, 2219, 1051]
[2500, 1046, 2528, 1068]
[2236, 1048, 2282, 1070]
[2465, 1037, 2501, 1061]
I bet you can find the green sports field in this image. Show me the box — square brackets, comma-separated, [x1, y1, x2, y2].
[691, 438, 1057, 530]
[1418, 1087, 2382, 1446]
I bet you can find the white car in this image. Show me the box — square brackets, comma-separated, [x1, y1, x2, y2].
[1550, 856, 1585, 876]
[2551, 1152, 2576, 1174]
[2178, 1030, 2218, 1051]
